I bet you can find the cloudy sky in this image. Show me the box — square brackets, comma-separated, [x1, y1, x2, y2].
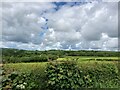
[1, 1, 118, 51]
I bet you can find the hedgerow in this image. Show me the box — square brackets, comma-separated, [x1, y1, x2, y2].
[2, 61, 120, 89]
[46, 61, 120, 89]
[3, 54, 59, 63]
[46, 61, 83, 90]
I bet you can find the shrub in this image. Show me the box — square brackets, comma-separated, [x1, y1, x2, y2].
[47, 54, 58, 61]
[46, 61, 84, 90]
[46, 61, 120, 89]
[2, 70, 47, 90]
[9, 55, 48, 63]
[79, 62, 120, 88]
[23, 55, 48, 62]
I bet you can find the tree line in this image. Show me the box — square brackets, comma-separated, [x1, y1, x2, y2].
[1, 48, 119, 63]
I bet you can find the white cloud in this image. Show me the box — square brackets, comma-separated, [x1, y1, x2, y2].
[1, 2, 118, 51]
[106, 38, 118, 48]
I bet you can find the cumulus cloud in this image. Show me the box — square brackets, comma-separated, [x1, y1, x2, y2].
[2, 2, 56, 44]
[1, 2, 118, 51]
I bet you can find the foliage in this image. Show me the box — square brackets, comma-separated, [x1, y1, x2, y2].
[47, 54, 58, 61]
[2, 48, 119, 63]
[78, 62, 120, 88]
[2, 48, 120, 89]
[2, 61, 120, 89]
[3, 55, 48, 63]
[46, 61, 83, 90]
[2, 72, 37, 89]
[2, 63, 47, 90]
[46, 61, 120, 89]
[19, 55, 48, 62]
[2, 70, 47, 90]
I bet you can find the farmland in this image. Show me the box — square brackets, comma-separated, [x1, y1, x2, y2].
[57, 56, 119, 61]
[1, 48, 120, 89]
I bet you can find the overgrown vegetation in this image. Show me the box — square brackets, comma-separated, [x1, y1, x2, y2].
[1, 48, 120, 89]
[2, 61, 120, 89]
[46, 61, 82, 90]
[46, 61, 120, 89]
[2, 71, 47, 90]
[2, 63, 47, 90]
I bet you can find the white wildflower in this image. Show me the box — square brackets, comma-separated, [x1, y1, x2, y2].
[16, 84, 25, 89]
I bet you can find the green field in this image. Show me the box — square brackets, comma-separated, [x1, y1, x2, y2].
[3, 62, 47, 74]
[57, 56, 119, 61]
[3, 56, 119, 73]
[3, 58, 118, 73]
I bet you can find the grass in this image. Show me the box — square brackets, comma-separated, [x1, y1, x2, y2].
[3, 62, 47, 74]
[3, 56, 119, 74]
[77, 60, 118, 69]
[3, 57, 119, 75]
[57, 56, 119, 61]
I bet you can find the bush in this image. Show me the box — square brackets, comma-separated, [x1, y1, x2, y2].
[48, 54, 58, 61]
[46, 61, 120, 89]
[21, 55, 48, 62]
[46, 61, 84, 90]
[2, 70, 47, 90]
[79, 62, 120, 88]
[3, 54, 48, 63]
[2, 72, 38, 90]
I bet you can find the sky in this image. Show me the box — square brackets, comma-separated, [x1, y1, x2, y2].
[0, 1, 119, 51]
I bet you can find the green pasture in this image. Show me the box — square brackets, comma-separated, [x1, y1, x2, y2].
[3, 58, 119, 75]
[3, 62, 47, 74]
[3, 56, 119, 73]
[57, 56, 119, 61]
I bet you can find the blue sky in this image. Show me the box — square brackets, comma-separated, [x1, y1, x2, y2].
[1, 1, 118, 51]
[52, 2, 83, 10]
